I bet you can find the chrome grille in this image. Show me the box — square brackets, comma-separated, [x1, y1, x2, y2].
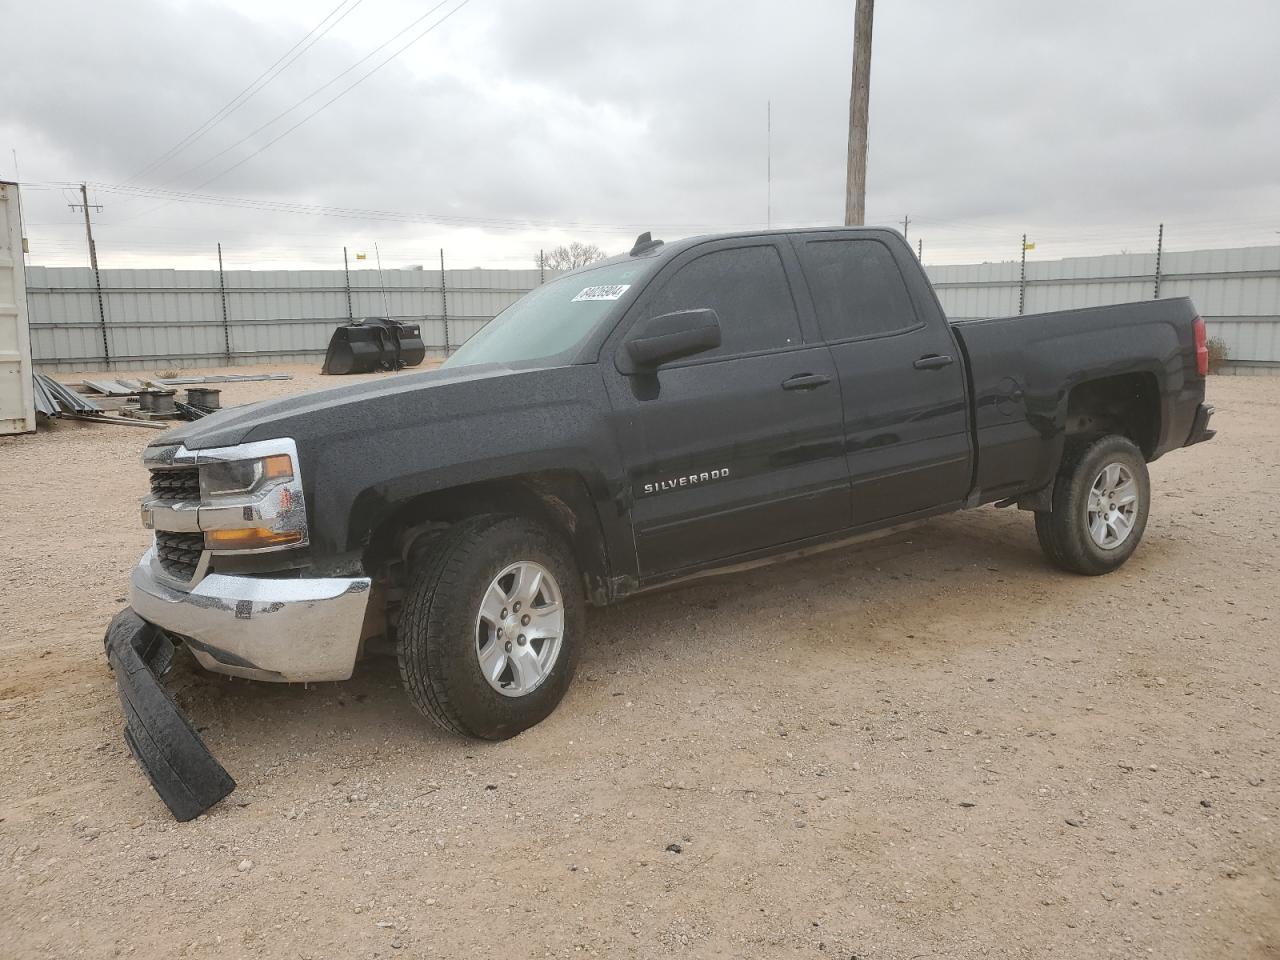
[155, 530, 203, 581]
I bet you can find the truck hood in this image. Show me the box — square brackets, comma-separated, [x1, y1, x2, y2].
[148, 363, 517, 452]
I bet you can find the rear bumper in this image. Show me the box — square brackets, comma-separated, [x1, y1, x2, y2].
[1185, 403, 1216, 446]
[104, 608, 235, 821]
[130, 549, 372, 683]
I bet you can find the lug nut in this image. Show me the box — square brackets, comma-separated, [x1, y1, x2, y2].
[521, 614, 530, 626]
[501, 608, 508, 619]
[497, 628, 503, 638]
[517, 635, 527, 645]
[504, 640, 512, 652]
[513, 602, 521, 613]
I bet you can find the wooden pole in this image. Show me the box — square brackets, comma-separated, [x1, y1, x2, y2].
[844, 0, 874, 226]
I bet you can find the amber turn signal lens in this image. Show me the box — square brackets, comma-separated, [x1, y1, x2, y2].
[262, 454, 294, 480]
[204, 528, 303, 550]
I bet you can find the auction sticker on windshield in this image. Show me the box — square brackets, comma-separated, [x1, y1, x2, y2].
[571, 284, 631, 302]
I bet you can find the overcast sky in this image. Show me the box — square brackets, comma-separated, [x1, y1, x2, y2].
[4, 0, 1278, 270]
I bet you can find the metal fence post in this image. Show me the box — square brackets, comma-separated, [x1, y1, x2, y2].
[343, 246, 354, 319]
[440, 248, 450, 355]
[1018, 233, 1027, 315]
[217, 242, 231, 364]
[1153, 223, 1164, 300]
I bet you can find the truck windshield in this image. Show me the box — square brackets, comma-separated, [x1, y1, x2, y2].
[443, 260, 655, 368]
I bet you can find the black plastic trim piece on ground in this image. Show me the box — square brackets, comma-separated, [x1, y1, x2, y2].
[104, 608, 235, 821]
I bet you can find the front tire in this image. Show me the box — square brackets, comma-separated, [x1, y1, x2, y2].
[1034, 434, 1150, 576]
[397, 514, 583, 740]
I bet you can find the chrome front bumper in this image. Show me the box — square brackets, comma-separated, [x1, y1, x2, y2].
[130, 549, 372, 682]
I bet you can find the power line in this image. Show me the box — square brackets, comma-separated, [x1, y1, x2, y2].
[158, 0, 461, 192]
[77, 179, 805, 233]
[124, 0, 364, 186]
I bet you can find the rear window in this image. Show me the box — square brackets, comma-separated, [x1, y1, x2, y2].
[798, 239, 920, 341]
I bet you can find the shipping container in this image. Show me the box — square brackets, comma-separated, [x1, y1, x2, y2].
[0, 181, 35, 435]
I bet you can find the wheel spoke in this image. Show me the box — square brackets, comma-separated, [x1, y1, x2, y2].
[1112, 511, 1131, 538]
[510, 644, 544, 689]
[1113, 479, 1138, 506]
[505, 564, 527, 604]
[1088, 487, 1105, 512]
[529, 597, 561, 620]
[477, 639, 508, 684]
[520, 567, 545, 607]
[1104, 463, 1121, 490]
[1090, 514, 1109, 545]
[525, 620, 561, 643]
[479, 581, 508, 626]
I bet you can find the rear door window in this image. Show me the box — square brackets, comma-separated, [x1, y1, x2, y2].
[798, 239, 920, 341]
[644, 244, 801, 359]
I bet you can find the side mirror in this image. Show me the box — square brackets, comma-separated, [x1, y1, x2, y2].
[624, 309, 721, 370]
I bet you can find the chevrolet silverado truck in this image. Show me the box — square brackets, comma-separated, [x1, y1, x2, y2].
[105, 227, 1215, 819]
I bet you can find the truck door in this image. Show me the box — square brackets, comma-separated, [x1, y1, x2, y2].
[602, 237, 849, 577]
[790, 233, 972, 525]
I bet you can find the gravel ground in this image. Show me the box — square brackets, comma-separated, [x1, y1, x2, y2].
[1, 364, 1277, 960]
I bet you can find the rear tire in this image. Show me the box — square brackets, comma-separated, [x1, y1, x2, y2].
[397, 514, 583, 740]
[1034, 435, 1150, 576]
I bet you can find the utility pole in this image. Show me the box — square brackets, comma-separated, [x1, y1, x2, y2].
[901, 214, 909, 241]
[1153, 223, 1164, 299]
[69, 183, 109, 362]
[844, 0, 874, 226]
[917, 237, 922, 261]
[538, 249, 545, 285]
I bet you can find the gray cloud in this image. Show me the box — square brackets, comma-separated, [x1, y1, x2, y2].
[3, 0, 1277, 269]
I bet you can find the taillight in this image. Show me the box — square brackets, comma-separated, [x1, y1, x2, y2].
[1193, 316, 1208, 377]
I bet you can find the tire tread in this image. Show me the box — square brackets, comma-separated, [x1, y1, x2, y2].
[1035, 435, 1149, 576]
[396, 515, 505, 736]
[396, 514, 582, 739]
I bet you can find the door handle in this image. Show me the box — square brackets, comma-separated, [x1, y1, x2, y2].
[781, 373, 832, 391]
[913, 354, 955, 370]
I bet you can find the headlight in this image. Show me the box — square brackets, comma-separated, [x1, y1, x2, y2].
[199, 453, 293, 499]
[198, 447, 305, 552]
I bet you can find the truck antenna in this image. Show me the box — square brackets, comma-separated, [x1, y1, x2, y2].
[630, 232, 663, 256]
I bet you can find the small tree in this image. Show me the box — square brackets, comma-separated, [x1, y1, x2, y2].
[539, 242, 606, 272]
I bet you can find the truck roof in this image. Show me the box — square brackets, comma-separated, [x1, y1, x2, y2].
[566, 225, 906, 278]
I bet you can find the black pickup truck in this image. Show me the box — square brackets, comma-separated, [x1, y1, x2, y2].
[106, 227, 1215, 819]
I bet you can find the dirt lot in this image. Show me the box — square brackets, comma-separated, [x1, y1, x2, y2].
[1, 364, 1277, 959]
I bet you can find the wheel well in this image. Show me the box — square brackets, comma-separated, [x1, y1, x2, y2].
[1065, 373, 1160, 459]
[364, 471, 611, 605]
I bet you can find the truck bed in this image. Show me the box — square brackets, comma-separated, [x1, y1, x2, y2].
[949, 297, 1205, 504]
